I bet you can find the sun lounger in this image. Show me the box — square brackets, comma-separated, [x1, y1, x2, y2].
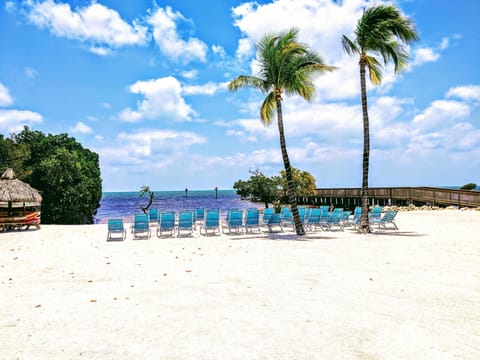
[107, 218, 126, 241]
[132, 213, 150, 239]
[177, 210, 194, 237]
[201, 209, 221, 235]
[157, 211, 175, 237]
[244, 208, 260, 233]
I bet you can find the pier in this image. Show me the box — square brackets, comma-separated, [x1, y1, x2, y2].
[294, 187, 480, 209]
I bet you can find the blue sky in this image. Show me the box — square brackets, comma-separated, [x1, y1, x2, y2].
[1, 0, 479, 191]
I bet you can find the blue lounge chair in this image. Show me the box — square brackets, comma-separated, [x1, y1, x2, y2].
[304, 208, 322, 231]
[280, 207, 293, 229]
[325, 210, 344, 231]
[132, 213, 150, 239]
[107, 218, 126, 241]
[262, 208, 274, 227]
[369, 206, 383, 227]
[177, 210, 194, 237]
[267, 213, 283, 232]
[223, 209, 244, 234]
[148, 208, 159, 228]
[244, 208, 260, 233]
[201, 209, 220, 235]
[157, 211, 175, 237]
[378, 210, 399, 230]
[196, 208, 205, 223]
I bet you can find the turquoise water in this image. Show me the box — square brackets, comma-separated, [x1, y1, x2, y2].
[95, 190, 262, 223]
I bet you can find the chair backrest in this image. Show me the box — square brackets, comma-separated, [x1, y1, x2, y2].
[281, 208, 292, 222]
[148, 208, 159, 223]
[245, 209, 259, 226]
[178, 211, 193, 229]
[341, 210, 352, 221]
[108, 218, 124, 231]
[268, 213, 281, 225]
[134, 213, 149, 230]
[196, 208, 205, 221]
[205, 209, 220, 227]
[227, 210, 243, 226]
[263, 208, 274, 222]
[370, 206, 383, 219]
[328, 211, 342, 223]
[319, 205, 329, 212]
[159, 211, 175, 229]
[382, 210, 397, 222]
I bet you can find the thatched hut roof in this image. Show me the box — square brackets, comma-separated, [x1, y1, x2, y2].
[0, 168, 42, 203]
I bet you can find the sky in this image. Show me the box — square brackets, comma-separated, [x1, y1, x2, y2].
[1, 0, 479, 191]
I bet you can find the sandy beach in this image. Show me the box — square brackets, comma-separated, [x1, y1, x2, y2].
[1, 210, 479, 359]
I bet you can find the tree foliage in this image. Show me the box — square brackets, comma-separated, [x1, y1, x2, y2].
[233, 168, 316, 207]
[234, 169, 278, 208]
[278, 167, 316, 197]
[0, 127, 102, 224]
[460, 183, 477, 191]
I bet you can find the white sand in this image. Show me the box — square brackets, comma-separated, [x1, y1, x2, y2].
[1, 210, 479, 359]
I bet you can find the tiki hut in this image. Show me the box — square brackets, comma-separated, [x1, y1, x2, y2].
[0, 168, 42, 230]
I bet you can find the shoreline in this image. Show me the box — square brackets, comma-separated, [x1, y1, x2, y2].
[1, 210, 479, 359]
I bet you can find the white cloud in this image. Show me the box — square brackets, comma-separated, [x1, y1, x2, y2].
[88, 46, 112, 56]
[411, 47, 440, 66]
[412, 100, 471, 131]
[0, 109, 43, 134]
[147, 6, 207, 63]
[180, 69, 198, 80]
[212, 45, 226, 58]
[5, 1, 15, 12]
[446, 85, 480, 102]
[24, 67, 38, 79]
[25, 0, 148, 52]
[98, 129, 207, 171]
[70, 121, 92, 134]
[0, 83, 14, 106]
[183, 81, 228, 96]
[118, 77, 196, 122]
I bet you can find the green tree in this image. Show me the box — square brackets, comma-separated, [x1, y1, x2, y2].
[13, 127, 102, 224]
[460, 183, 477, 191]
[278, 167, 316, 197]
[233, 170, 278, 208]
[342, 5, 418, 232]
[0, 135, 31, 178]
[228, 28, 334, 236]
[249, 170, 278, 208]
[233, 179, 252, 199]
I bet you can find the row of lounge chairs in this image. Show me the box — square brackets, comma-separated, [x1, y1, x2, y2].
[106, 206, 398, 241]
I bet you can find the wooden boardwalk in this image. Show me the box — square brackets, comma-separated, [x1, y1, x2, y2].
[296, 187, 480, 209]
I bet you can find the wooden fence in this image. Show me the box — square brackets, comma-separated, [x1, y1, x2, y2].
[295, 187, 480, 209]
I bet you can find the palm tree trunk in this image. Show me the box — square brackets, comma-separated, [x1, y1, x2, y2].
[276, 100, 305, 236]
[359, 59, 371, 232]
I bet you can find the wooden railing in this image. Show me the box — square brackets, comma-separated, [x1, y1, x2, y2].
[312, 187, 480, 208]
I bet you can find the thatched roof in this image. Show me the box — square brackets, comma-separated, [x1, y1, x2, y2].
[0, 168, 42, 203]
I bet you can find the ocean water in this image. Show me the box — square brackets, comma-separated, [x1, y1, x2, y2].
[95, 190, 263, 223]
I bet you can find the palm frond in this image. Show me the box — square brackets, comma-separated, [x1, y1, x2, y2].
[342, 35, 359, 55]
[365, 55, 382, 85]
[260, 91, 276, 126]
[228, 75, 267, 93]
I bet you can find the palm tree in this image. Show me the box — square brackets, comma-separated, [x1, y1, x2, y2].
[229, 28, 334, 236]
[342, 5, 418, 232]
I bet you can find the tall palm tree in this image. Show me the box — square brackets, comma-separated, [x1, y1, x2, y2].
[342, 5, 418, 232]
[229, 28, 334, 236]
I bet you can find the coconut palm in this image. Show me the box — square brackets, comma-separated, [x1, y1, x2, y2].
[342, 5, 418, 232]
[229, 28, 335, 236]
